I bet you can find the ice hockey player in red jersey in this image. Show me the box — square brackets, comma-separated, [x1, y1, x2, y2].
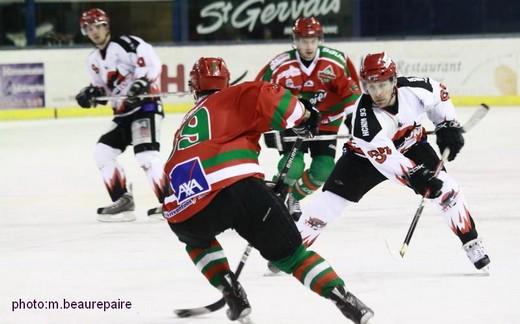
[295, 52, 490, 271]
[164, 57, 374, 324]
[75, 8, 166, 222]
[257, 16, 361, 219]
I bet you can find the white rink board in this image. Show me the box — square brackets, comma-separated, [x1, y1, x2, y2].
[1, 37, 520, 108]
[0, 107, 519, 324]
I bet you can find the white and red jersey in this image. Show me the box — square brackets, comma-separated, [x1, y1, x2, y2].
[86, 35, 162, 115]
[163, 81, 306, 223]
[256, 46, 360, 133]
[348, 76, 456, 185]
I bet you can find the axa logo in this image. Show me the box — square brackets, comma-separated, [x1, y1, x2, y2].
[170, 157, 211, 204]
[178, 179, 204, 197]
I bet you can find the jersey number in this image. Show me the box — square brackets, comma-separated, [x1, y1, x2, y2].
[177, 107, 211, 150]
[368, 146, 392, 164]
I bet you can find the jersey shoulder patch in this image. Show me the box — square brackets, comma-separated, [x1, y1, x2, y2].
[353, 95, 381, 142]
[397, 76, 433, 92]
[111, 35, 140, 53]
[319, 46, 346, 68]
[269, 51, 294, 71]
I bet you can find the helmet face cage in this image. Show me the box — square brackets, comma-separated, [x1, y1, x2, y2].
[80, 8, 110, 36]
[360, 52, 397, 83]
[189, 57, 230, 94]
[292, 17, 323, 40]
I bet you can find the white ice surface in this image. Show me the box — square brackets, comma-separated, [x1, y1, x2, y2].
[1, 107, 519, 324]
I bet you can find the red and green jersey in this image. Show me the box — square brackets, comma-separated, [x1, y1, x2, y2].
[256, 45, 361, 132]
[163, 81, 305, 223]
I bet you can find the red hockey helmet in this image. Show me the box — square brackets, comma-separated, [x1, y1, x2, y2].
[292, 17, 323, 39]
[360, 52, 397, 82]
[80, 8, 110, 35]
[189, 57, 230, 94]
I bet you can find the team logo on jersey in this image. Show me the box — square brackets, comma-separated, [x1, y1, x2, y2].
[285, 79, 295, 89]
[169, 157, 211, 204]
[303, 80, 314, 88]
[317, 65, 336, 83]
[91, 64, 99, 74]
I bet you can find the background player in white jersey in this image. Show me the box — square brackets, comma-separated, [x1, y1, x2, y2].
[75, 8, 166, 222]
[295, 52, 490, 271]
[257, 17, 360, 218]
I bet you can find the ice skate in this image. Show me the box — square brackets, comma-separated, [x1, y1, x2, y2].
[330, 286, 374, 324]
[221, 272, 251, 321]
[463, 238, 490, 271]
[96, 192, 136, 222]
[146, 205, 164, 221]
[286, 193, 302, 221]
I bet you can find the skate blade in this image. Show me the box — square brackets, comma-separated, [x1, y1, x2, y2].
[146, 214, 165, 223]
[97, 211, 136, 223]
[263, 270, 286, 277]
[237, 308, 253, 323]
[480, 265, 490, 276]
[360, 310, 375, 324]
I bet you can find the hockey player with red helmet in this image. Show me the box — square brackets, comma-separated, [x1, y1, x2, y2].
[257, 16, 361, 220]
[295, 52, 491, 271]
[75, 8, 166, 222]
[164, 57, 374, 324]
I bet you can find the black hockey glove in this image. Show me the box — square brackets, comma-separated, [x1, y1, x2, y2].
[292, 99, 320, 137]
[125, 78, 150, 109]
[407, 164, 443, 198]
[264, 131, 284, 151]
[75, 86, 105, 108]
[435, 120, 464, 161]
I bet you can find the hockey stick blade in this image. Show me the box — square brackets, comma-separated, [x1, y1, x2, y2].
[174, 298, 226, 317]
[461, 103, 489, 133]
[230, 70, 248, 86]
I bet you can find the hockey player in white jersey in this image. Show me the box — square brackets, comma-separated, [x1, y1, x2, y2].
[295, 52, 490, 270]
[75, 8, 166, 222]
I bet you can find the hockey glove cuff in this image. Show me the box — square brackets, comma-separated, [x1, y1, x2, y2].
[263, 131, 284, 152]
[407, 164, 443, 199]
[292, 99, 320, 137]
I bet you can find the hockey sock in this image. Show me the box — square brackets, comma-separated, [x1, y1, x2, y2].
[135, 151, 166, 203]
[292, 155, 334, 200]
[433, 172, 478, 244]
[271, 245, 344, 298]
[102, 167, 127, 202]
[292, 170, 321, 200]
[185, 240, 231, 289]
[276, 151, 305, 186]
[94, 143, 127, 202]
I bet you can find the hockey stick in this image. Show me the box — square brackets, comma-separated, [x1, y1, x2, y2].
[273, 103, 490, 143]
[174, 137, 304, 318]
[399, 103, 490, 257]
[399, 148, 450, 257]
[94, 71, 249, 102]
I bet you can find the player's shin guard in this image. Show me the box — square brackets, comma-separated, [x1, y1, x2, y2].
[272, 245, 373, 324]
[186, 240, 231, 288]
[433, 172, 490, 269]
